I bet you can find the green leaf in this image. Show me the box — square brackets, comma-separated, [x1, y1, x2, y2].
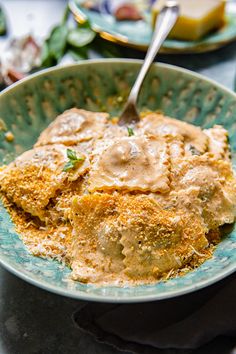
[63, 160, 75, 172]
[63, 149, 85, 172]
[67, 27, 95, 48]
[91, 37, 122, 58]
[40, 24, 68, 67]
[0, 7, 7, 35]
[62, 4, 70, 25]
[68, 48, 88, 61]
[40, 41, 55, 67]
[49, 24, 68, 60]
[78, 20, 92, 29]
[67, 148, 78, 160]
[39, 3, 121, 70]
[127, 127, 134, 136]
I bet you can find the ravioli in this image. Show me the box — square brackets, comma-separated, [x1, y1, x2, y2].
[1, 108, 235, 286]
[35, 108, 108, 147]
[138, 113, 209, 155]
[119, 196, 208, 280]
[88, 135, 170, 193]
[69, 194, 124, 283]
[70, 194, 208, 283]
[204, 125, 230, 160]
[0, 144, 89, 219]
[170, 154, 236, 229]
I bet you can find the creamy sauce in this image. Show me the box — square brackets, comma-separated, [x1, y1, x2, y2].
[0, 109, 235, 286]
[89, 135, 169, 193]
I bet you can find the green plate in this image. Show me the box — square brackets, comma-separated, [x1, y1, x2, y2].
[70, 0, 236, 53]
[0, 60, 236, 302]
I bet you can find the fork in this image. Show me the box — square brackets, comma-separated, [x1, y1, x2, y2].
[118, 1, 179, 126]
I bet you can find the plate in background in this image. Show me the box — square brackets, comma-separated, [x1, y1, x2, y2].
[69, 0, 236, 53]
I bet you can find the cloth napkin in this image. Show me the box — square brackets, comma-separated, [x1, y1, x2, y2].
[73, 272, 236, 353]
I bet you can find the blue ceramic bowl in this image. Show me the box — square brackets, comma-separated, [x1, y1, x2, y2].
[0, 59, 235, 302]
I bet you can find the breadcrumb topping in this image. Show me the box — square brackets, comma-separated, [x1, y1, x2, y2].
[1, 108, 235, 285]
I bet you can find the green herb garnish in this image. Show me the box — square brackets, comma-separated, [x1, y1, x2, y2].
[127, 127, 134, 136]
[63, 149, 85, 172]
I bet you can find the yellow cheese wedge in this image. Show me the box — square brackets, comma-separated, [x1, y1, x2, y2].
[152, 0, 225, 41]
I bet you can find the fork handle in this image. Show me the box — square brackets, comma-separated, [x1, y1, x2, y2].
[128, 1, 179, 107]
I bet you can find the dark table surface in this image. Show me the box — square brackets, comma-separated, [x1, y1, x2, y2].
[0, 1, 236, 353]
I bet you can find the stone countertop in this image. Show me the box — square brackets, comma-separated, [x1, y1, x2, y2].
[0, 1, 236, 353]
[0, 269, 121, 354]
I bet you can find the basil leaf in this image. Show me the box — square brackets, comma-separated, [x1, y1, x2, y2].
[62, 4, 70, 25]
[67, 148, 78, 160]
[0, 7, 7, 35]
[91, 37, 121, 58]
[63, 149, 85, 172]
[49, 24, 68, 60]
[127, 127, 134, 136]
[69, 48, 88, 61]
[40, 41, 55, 67]
[63, 160, 75, 172]
[40, 24, 68, 67]
[67, 27, 95, 48]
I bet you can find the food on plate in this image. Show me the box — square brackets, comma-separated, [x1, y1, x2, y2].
[114, 3, 143, 21]
[81, 0, 144, 21]
[152, 0, 225, 41]
[0, 108, 235, 285]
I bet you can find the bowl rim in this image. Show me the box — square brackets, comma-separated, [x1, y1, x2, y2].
[0, 255, 235, 303]
[0, 59, 236, 303]
[1, 58, 236, 100]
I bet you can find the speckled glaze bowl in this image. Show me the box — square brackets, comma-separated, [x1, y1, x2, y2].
[0, 60, 235, 303]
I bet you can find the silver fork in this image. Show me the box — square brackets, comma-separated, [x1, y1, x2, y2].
[118, 1, 179, 126]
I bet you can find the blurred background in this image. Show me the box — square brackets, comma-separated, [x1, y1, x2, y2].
[0, 0, 236, 90]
